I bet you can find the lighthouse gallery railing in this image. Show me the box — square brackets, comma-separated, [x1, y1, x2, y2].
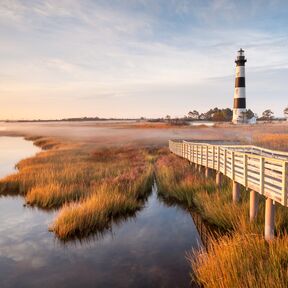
[169, 140, 288, 207]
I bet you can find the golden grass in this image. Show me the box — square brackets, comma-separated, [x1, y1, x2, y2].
[190, 233, 288, 288]
[0, 137, 154, 239]
[253, 133, 288, 151]
[156, 152, 288, 287]
[51, 165, 152, 239]
[155, 153, 249, 231]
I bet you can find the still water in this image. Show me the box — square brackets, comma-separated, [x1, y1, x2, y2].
[0, 137, 202, 288]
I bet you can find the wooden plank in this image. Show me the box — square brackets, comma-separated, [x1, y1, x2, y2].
[247, 170, 260, 181]
[234, 164, 244, 171]
[264, 162, 283, 172]
[264, 169, 282, 181]
[248, 164, 260, 174]
[265, 178, 282, 190]
[235, 175, 245, 185]
[263, 182, 282, 195]
[247, 182, 259, 193]
[247, 157, 260, 166]
[235, 167, 244, 175]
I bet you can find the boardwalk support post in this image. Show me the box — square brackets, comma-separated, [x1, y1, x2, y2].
[232, 181, 240, 203]
[265, 198, 275, 241]
[216, 172, 222, 187]
[205, 167, 211, 178]
[249, 190, 258, 221]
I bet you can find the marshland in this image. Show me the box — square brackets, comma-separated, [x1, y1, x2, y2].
[0, 121, 287, 287]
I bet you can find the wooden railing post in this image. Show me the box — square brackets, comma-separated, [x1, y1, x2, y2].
[217, 146, 220, 171]
[212, 146, 215, 170]
[183, 142, 185, 158]
[192, 145, 194, 163]
[224, 149, 227, 175]
[244, 154, 248, 188]
[282, 161, 288, 206]
[260, 157, 264, 195]
[231, 151, 235, 181]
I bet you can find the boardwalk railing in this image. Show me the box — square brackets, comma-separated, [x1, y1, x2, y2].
[169, 140, 288, 240]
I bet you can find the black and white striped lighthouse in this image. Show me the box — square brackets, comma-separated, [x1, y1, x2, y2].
[232, 48, 248, 124]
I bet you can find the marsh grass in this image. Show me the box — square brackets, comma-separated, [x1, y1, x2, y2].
[0, 137, 154, 239]
[155, 152, 249, 231]
[155, 151, 288, 287]
[253, 133, 288, 151]
[190, 233, 288, 288]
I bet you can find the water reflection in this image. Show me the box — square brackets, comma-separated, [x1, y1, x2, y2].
[0, 136, 40, 178]
[0, 137, 202, 288]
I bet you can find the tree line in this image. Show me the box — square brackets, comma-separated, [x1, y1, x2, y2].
[183, 106, 288, 121]
[185, 108, 254, 121]
[161, 106, 288, 124]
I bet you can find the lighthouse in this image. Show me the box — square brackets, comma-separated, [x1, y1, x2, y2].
[232, 48, 248, 124]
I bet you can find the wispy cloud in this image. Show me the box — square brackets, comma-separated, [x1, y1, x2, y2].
[0, 0, 287, 118]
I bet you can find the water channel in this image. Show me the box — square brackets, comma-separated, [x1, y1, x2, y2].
[0, 137, 202, 288]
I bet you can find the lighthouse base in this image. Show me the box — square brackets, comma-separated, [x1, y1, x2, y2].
[232, 109, 248, 124]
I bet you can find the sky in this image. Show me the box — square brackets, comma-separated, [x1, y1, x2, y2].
[0, 0, 288, 119]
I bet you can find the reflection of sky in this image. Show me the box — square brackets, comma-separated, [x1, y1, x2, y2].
[0, 137, 40, 178]
[0, 138, 202, 287]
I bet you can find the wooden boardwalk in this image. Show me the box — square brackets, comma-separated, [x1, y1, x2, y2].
[169, 140, 288, 240]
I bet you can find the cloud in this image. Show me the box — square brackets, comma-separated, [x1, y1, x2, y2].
[0, 0, 287, 118]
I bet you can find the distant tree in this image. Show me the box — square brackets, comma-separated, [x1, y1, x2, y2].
[246, 109, 255, 119]
[165, 115, 171, 122]
[222, 108, 233, 121]
[262, 109, 274, 120]
[199, 113, 206, 120]
[203, 107, 233, 121]
[188, 110, 199, 120]
[284, 106, 288, 119]
[212, 111, 226, 121]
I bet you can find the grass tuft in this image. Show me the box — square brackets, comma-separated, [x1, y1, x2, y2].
[190, 232, 288, 288]
[0, 137, 154, 240]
